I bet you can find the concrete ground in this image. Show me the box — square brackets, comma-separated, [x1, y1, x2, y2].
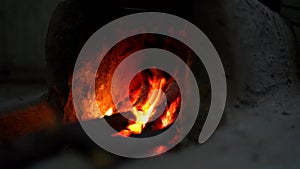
[0, 81, 298, 169]
[114, 84, 300, 169]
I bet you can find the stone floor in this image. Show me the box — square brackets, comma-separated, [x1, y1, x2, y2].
[0, 81, 299, 169]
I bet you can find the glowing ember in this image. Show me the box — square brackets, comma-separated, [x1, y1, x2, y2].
[105, 69, 181, 137]
[104, 107, 114, 116]
[158, 96, 181, 129]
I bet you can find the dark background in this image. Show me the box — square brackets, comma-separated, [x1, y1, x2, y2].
[0, 0, 59, 114]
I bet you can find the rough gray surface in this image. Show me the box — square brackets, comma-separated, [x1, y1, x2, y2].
[115, 86, 300, 169]
[192, 0, 297, 107]
[228, 0, 295, 102]
[280, 0, 300, 74]
[22, 83, 300, 169]
[32, 79, 298, 169]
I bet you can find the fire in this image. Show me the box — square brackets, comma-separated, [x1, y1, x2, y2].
[106, 70, 181, 137]
[66, 34, 186, 137]
[158, 96, 180, 129]
[104, 107, 114, 116]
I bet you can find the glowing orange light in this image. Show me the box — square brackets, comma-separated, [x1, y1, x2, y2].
[103, 70, 180, 137]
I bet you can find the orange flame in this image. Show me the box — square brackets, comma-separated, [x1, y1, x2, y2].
[158, 96, 180, 129]
[105, 70, 180, 137]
